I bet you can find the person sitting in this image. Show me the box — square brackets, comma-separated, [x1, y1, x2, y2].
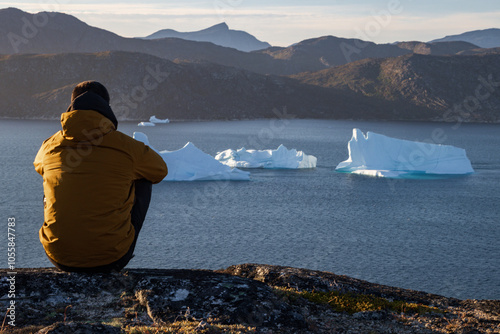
[34, 81, 168, 272]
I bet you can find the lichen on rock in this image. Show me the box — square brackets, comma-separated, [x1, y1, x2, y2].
[1, 264, 499, 333]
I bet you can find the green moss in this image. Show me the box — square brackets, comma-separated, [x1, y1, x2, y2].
[1, 325, 47, 334]
[123, 319, 256, 333]
[274, 287, 444, 315]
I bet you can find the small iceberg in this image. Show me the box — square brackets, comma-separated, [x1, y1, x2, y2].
[215, 145, 317, 169]
[335, 128, 474, 179]
[133, 132, 250, 181]
[137, 121, 155, 127]
[137, 116, 169, 126]
[149, 116, 170, 124]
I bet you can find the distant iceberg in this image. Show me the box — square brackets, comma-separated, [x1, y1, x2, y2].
[137, 121, 155, 127]
[215, 145, 317, 169]
[335, 128, 474, 179]
[137, 116, 169, 126]
[133, 132, 250, 181]
[149, 116, 170, 124]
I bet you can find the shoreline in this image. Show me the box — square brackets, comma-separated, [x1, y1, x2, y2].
[1, 116, 500, 125]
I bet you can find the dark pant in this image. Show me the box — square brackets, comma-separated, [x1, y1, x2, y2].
[49, 179, 153, 273]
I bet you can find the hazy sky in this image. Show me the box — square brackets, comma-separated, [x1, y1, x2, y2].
[4, 0, 500, 46]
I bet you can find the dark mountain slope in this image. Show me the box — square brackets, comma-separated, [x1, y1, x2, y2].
[0, 51, 422, 121]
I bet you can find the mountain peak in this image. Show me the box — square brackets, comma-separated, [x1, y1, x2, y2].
[203, 22, 229, 32]
[0, 7, 26, 17]
[144, 21, 271, 52]
[0, 7, 24, 13]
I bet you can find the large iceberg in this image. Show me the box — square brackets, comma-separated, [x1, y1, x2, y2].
[335, 128, 474, 178]
[133, 132, 250, 181]
[215, 145, 317, 169]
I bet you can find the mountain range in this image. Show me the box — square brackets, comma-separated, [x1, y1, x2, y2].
[430, 28, 500, 49]
[0, 8, 493, 76]
[0, 51, 414, 121]
[0, 7, 499, 123]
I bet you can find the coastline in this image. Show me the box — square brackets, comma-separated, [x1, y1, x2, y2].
[1, 115, 500, 124]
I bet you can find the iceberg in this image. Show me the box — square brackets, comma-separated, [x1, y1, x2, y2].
[215, 145, 317, 169]
[335, 128, 474, 178]
[138, 122, 155, 127]
[149, 116, 170, 124]
[138, 116, 169, 126]
[133, 132, 250, 181]
[132, 132, 151, 147]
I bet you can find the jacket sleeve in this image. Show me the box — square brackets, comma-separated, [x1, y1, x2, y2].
[33, 143, 46, 176]
[134, 143, 168, 184]
[34, 133, 60, 176]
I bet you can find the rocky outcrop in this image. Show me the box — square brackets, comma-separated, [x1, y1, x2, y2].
[1, 264, 499, 333]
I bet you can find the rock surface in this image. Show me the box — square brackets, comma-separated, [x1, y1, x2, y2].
[1, 264, 499, 333]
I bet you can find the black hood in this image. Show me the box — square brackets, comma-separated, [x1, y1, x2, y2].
[66, 91, 118, 129]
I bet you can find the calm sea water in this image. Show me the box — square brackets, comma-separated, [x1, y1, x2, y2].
[1, 119, 499, 300]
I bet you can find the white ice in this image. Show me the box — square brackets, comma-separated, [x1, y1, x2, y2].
[133, 132, 250, 181]
[215, 144, 317, 169]
[137, 122, 155, 127]
[335, 128, 474, 178]
[149, 116, 170, 124]
[132, 132, 151, 146]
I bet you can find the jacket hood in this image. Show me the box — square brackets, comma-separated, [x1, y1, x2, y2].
[67, 91, 118, 129]
[61, 109, 117, 143]
[61, 110, 115, 142]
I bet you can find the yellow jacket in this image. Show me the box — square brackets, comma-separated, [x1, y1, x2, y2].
[34, 102, 168, 268]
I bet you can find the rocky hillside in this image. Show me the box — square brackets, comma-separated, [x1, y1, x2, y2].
[144, 22, 271, 52]
[1, 264, 498, 333]
[257, 36, 479, 74]
[0, 51, 415, 121]
[292, 53, 500, 123]
[458, 47, 500, 56]
[395, 41, 479, 55]
[256, 36, 409, 74]
[2, 51, 499, 122]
